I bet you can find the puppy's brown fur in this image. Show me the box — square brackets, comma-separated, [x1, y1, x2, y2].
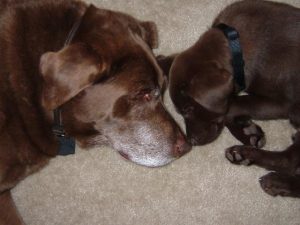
[0, 0, 191, 224]
[159, 0, 300, 197]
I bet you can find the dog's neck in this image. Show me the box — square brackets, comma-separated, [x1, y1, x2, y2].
[0, 1, 88, 157]
[51, 7, 89, 156]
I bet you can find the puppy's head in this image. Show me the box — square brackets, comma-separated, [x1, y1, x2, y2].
[159, 29, 233, 145]
[40, 5, 191, 167]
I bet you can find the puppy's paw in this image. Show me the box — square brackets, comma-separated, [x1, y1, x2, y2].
[225, 145, 254, 166]
[227, 117, 266, 148]
[242, 123, 266, 148]
[259, 172, 293, 197]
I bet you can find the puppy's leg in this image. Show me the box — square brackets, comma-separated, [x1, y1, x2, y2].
[0, 190, 25, 225]
[259, 172, 300, 198]
[226, 95, 289, 147]
[225, 131, 300, 174]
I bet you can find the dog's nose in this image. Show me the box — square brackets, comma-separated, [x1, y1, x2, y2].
[173, 132, 192, 158]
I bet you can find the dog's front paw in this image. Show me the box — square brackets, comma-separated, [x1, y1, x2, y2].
[225, 145, 254, 166]
[242, 123, 266, 148]
[259, 172, 293, 197]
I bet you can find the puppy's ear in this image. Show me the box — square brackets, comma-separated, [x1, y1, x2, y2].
[189, 61, 233, 113]
[156, 54, 177, 79]
[40, 43, 107, 110]
[140, 21, 159, 49]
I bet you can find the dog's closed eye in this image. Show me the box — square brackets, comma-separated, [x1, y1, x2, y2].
[134, 88, 160, 102]
[143, 93, 152, 102]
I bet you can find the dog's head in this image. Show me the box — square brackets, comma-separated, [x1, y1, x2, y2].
[40, 5, 191, 167]
[158, 29, 233, 145]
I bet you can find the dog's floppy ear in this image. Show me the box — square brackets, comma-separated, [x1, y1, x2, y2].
[140, 22, 159, 49]
[40, 43, 107, 110]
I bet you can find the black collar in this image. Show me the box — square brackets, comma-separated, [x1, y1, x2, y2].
[215, 23, 246, 92]
[52, 13, 85, 156]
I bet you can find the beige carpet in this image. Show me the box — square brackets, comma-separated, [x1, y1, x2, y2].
[12, 0, 300, 225]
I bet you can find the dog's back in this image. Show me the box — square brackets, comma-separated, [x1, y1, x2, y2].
[214, 0, 300, 47]
[213, 0, 300, 100]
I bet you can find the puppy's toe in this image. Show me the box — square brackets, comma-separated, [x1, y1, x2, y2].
[292, 131, 300, 143]
[225, 146, 252, 166]
[259, 172, 291, 197]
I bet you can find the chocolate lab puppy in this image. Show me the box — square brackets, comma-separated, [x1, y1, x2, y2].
[0, 0, 191, 224]
[159, 0, 300, 198]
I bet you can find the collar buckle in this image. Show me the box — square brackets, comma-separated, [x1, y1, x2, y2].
[52, 125, 66, 137]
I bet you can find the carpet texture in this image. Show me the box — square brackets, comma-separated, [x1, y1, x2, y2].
[12, 0, 300, 225]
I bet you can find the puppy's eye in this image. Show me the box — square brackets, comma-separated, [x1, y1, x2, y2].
[180, 84, 188, 96]
[212, 117, 224, 124]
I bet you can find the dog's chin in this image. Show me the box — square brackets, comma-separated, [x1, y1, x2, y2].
[132, 157, 174, 168]
[118, 151, 174, 168]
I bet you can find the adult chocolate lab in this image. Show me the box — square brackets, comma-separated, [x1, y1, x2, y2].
[159, 0, 300, 198]
[0, 0, 191, 224]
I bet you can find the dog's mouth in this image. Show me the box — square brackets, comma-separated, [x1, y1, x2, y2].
[116, 138, 191, 167]
[114, 128, 191, 167]
[117, 148, 175, 167]
[126, 154, 175, 167]
[118, 151, 130, 160]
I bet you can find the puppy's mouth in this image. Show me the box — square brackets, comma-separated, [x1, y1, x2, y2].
[187, 123, 224, 146]
[189, 134, 219, 146]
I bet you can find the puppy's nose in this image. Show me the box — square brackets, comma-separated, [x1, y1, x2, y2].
[173, 132, 191, 158]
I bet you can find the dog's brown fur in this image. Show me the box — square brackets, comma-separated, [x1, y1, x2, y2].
[0, 0, 191, 224]
[159, 0, 300, 197]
